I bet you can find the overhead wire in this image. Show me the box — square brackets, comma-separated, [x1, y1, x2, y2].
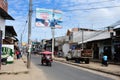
[61, 0, 115, 8]
[16, 0, 119, 12]
[9, 0, 120, 39]
[63, 5, 120, 12]
[22, 20, 28, 34]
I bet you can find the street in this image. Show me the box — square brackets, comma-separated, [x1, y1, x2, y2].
[0, 54, 119, 80]
[1, 0, 120, 80]
[31, 54, 115, 80]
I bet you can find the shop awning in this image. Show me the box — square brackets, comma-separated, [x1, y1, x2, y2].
[5, 25, 17, 36]
[0, 8, 14, 20]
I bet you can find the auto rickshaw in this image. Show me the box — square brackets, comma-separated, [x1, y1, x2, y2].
[40, 51, 53, 66]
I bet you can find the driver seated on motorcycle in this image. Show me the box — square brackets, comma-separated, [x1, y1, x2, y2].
[46, 55, 50, 60]
[42, 54, 51, 60]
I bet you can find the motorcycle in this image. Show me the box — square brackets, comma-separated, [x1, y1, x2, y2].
[40, 51, 53, 66]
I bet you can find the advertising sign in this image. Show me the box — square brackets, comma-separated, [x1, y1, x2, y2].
[35, 8, 62, 28]
[2, 44, 14, 63]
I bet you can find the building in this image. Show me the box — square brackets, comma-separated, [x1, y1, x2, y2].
[113, 28, 120, 62]
[66, 28, 115, 60]
[0, 0, 16, 66]
[55, 36, 69, 56]
[67, 28, 97, 49]
[3, 26, 18, 51]
[32, 41, 42, 54]
[0, 0, 8, 12]
[0, 0, 14, 39]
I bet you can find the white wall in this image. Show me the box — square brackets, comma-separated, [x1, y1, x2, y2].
[0, 16, 5, 39]
[98, 43, 104, 59]
[62, 43, 70, 56]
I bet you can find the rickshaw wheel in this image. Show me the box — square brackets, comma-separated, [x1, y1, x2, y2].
[41, 60, 44, 65]
[49, 62, 52, 66]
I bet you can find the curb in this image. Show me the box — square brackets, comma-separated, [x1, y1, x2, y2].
[91, 60, 120, 65]
[0, 71, 29, 75]
[54, 58, 120, 77]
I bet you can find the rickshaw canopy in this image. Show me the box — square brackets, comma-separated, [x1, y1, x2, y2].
[41, 51, 52, 55]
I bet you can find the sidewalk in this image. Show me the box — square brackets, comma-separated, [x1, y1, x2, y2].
[54, 57, 120, 77]
[0, 55, 47, 80]
[0, 58, 28, 74]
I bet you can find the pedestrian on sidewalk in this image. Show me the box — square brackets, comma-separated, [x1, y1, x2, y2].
[15, 50, 20, 59]
[102, 53, 108, 66]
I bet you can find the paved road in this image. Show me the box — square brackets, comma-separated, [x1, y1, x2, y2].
[31, 54, 114, 80]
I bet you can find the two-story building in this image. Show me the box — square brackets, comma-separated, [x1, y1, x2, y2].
[0, 0, 18, 65]
[0, 0, 14, 39]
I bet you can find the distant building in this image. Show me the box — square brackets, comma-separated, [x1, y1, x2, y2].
[66, 28, 114, 60]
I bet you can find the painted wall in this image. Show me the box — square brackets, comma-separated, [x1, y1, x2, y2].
[0, 16, 5, 39]
[62, 43, 70, 56]
[0, 0, 8, 12]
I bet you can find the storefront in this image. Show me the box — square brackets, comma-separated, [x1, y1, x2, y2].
[113, 28, 120, 62]
[113, 37, 120, 62]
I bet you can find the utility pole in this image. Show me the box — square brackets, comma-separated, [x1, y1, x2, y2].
[27, 0, 32, 68]
[51, 27, 55, 58]
[81, 29, 84, 50]
[51, 10, 55, 58]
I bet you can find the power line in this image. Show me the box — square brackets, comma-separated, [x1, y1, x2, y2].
[26, 5, 120, 13]
[64, 5, 120, 12]
[9, 0, 119, 13]
[61, 0, 115, 8]
[22, 20, 28, 34]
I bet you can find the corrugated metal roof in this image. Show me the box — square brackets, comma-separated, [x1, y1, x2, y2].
[78, 31, 111, 44]
[73, 31, 102, 42]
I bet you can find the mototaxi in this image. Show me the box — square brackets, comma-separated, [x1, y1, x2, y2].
[40, 51, 53, 66]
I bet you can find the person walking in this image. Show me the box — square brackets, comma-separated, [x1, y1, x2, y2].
[15, 50, 20, 59]
[102, 54, 108, 66]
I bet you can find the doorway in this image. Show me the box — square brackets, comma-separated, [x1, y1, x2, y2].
[93, 43, 99, 59]
[103, 46, 112, 60]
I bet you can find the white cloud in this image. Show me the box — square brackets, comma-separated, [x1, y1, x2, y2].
[112, 7, 120, 18]
[7, 0, 120, 42]
[88, 9, 114, 21]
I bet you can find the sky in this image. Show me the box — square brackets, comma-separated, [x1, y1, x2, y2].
[6, 0, 120, 42]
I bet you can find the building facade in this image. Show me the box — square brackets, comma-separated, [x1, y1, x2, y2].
[0, 0, 14, 39]
[0, 0, 8, 12]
